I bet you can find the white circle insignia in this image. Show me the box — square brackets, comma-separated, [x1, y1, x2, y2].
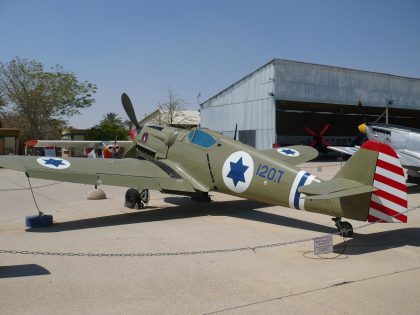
[36, 157, 71, 170]
[222, 151, 254, 193]
[277, 147, 300, 157]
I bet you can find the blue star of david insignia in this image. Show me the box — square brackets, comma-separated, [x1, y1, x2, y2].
[281, 149, 297, 155]
[43, 158, 65, 167]
[227, 157, 249, 187]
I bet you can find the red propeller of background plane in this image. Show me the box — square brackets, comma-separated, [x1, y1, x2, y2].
[304, 123, 331, 149]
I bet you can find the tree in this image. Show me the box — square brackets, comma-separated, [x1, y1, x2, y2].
[124, 119, 134, 131]
[0, 93, 6, 127]
[156, 87, 186, 126]
[85, 112, 128, 141]
[0, 57, 97, 139]
[101, 112, 124, 126]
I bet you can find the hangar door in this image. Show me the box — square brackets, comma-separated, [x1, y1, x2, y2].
[275, 100, 420, 148]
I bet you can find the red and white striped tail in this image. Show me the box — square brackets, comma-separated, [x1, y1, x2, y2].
[362, 141, 408, 223]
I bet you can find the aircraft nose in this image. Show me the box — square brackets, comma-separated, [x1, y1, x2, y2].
[358, 123, 367, 133]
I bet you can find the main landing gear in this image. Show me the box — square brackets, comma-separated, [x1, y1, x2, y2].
[125, 188, 150, 209]
[332, 217, 353, 237]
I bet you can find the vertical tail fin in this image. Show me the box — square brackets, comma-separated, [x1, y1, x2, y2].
[363, 141, 408, 223]
[334, 140, 408, 223]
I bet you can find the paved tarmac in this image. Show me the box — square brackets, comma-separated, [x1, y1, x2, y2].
[1, 162, 420, 314]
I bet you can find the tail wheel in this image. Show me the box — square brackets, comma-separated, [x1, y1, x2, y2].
[339, 221, 353, 237]
[332, 217, 353, 237]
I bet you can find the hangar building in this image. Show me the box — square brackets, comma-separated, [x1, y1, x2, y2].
[200, 59, 420, 149]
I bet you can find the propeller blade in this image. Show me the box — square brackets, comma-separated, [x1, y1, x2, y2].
[320, 123, 330, 136]
[350, 133, 367, 146]
[234, 123, 238, 141]
[304, 127, 317, 137]
[121, 93, 141, 130]
[310, 139, 318, 147]
[321, 139, 331, 147]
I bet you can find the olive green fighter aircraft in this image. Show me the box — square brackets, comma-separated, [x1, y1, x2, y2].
[0, 94, 409, 236]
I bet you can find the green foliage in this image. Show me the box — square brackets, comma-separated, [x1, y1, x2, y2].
[85, 112, 128, 141]
[0, 57, 97, 139]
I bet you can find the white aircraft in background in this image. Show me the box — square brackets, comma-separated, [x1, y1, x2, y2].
[329, 122, 420, 183]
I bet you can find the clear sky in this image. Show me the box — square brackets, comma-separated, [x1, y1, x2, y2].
[1, 0, 419, 128]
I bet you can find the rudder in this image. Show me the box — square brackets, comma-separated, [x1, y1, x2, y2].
[363, 141, 408, 223]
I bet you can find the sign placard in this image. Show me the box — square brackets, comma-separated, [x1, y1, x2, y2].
[314, 235, 333, 255]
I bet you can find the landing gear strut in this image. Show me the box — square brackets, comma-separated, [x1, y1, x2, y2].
[125, 188, 150, 209]
[332, 217, 353, 237]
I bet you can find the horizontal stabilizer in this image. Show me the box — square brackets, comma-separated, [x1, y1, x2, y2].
[299, 178, 375, 200]
[262, 145, 318, 166]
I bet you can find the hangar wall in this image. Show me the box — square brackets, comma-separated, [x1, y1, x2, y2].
[274, 59, 420, 110]
[200, 62, 275, 149]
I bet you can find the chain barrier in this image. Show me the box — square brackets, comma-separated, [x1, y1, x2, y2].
[1, 205, 418, 258]
[0, 181, 62, 192]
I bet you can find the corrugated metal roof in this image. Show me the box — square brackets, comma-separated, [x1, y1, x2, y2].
[273, 59, 420, 110]
[201, 59, 420, 109]
[200, 59, 275, 107]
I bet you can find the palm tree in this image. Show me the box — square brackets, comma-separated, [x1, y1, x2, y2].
[101, 112, 124, 126]
[124, 119, 134, 131]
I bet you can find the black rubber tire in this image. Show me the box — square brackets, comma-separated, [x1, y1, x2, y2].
[339, 221, 353, 237]
[25, 215, 53, 228]
[125, 188, 141, 209]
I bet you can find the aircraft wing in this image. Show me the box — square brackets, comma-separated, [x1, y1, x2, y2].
[28, 140, 102, 148]
[299, 178, 375, 200]
[327, 146, 359, 156]
[28, 140, 133, 150]
[396, 150, 420, 170]
[0, 156, 195, 193]
[329, 146, 420, 171]
[262, 145, 318, 166]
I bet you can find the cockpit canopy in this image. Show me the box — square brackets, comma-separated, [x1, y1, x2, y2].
[188, 129, 216, 148]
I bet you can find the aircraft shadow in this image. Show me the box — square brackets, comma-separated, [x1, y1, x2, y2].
[165, 197, 335, 233]
[26, 197, 334, 234]
[0, 264, 50, 278]
[334, 227, 420, 255]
